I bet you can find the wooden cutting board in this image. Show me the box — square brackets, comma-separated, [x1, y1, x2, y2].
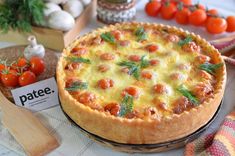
[0, 46, 58, 101]
[0, 46, 60, 155]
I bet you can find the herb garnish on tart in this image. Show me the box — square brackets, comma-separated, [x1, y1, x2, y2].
[134, 27, 147, 41]
[65, 81, 88, 91]
[177, 36, 192, 46]
[119, 94, 134, 117]
[65, 56, 91, 64]
[100, 32, 116, 44]
[117, 55, 150, 80]
[177, 85, 199, 106]
[199, 63, 223, 74]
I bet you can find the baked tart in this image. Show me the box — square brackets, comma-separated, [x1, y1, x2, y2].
[57, 22, 226, 144]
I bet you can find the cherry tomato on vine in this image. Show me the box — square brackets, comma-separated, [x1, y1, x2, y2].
[1, 69, 19, 87]
[195, 3, 205, 10]
[206, 17, 227, 34]
[17, 57, 28, 68]
[160, 2, 177, 20]
[10, 62, 18, 71]
[175, 8, 191, 25]
[0, 63, 7, 80]
[226, 16, 235, 32]
[17, 57, 29, 72]
[180, 0, 192, 5]
[207, 9, 218, 16]
[0, 64, 6, 71]
[145, 0, 162, 17]
[189, 9, 207, 26]
[29, 57, 45, 75]
[19, 71, 36, 87]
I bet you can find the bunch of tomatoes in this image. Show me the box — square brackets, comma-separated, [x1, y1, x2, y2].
[0, 56, 45, 87]
[145, 0, 235, 34]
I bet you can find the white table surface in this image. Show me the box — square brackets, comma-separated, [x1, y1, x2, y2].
[0, 0, 235, 155]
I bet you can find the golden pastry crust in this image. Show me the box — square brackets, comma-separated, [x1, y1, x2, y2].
[57, 22, 226, 144]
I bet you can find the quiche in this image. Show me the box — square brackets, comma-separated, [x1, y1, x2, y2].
[57, 22, 226, 144]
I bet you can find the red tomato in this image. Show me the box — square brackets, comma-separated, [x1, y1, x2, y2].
[149, 59, 160, 66]
[207, 9, 218, 16]
[146, 44, 159, 53]
[0, 63, 6, 78]
[119, 40, 130, 47]
[29, 57, 45, 75]
[226, 16, 235, 32]
[65, 78, 81, 88]
[17, 57, 28, 68]
[111, 30, 122, 40]
[78, 92, 96, 104]
[71, 47, 87, 56]
[145, 0, 161, 17]
[180, 0, 192, 5]
[98, 78, 114, 89]
[160, 2, 177, 20]
[141, 71, 153, 79]
[153, 84, 168, 94]
[100, 53, 115, 61]
[17, 57, 29, 72]
[18, 71, 36, 86]
[189, 9, 207, 26]
[98, 64, 110, 72]
[206, 17, 227, 34]
[122, 86, 140, 98]
[65, 62, 82, 71]
[128, 55, 141, 62]
[104, 102, 120, 116]
[175, 8, 191, 25]
[196, 55, 211, 64]
[195, 3, 205, 10]
[10, 62, 18, 71]
[1, 70, 19, 87]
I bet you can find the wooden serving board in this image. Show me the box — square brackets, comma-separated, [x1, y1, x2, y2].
[0, 0, 96, 51]
[0, 46, 58, 101]
[61, 100, 222, 153]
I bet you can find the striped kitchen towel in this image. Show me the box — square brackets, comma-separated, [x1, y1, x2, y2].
[185, 111, 235, 156]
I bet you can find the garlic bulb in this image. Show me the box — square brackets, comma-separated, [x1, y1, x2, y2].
[44, 3, 61, 17]
[47, 10, 75, 31]
[81, 0, 91, 6]
[62, 0, 84, 18]
[24, 36, 45, 60]
[44, 0, 67, 4]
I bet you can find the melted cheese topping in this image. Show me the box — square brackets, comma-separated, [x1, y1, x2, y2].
[63, 25, 219, 119]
